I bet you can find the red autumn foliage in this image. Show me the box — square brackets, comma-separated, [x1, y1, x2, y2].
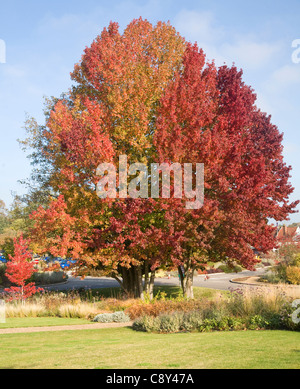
[153, 42, 298, 272]
[4, 235, 43, 301]
[27, 19, 299, 298]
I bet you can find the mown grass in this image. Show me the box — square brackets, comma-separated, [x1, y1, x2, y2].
[0, 285, 299, 369]
[0, 317, 91, 329]
[78, 285, 228, 300]
[0, 327, 299, 369]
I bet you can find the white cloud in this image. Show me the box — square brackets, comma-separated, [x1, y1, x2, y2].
[173, 9, 282, 71]
[36, 10, 104, 45]
[173, 9, 223, 44]
[39, 13, 81, 31]
[270, 64, 300, 87]
[259, 65, 300, 117]
[221, 39, 282, 70]
[2, 64, 26, 78]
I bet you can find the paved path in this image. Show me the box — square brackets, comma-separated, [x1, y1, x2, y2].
[42, 268, 269, 292]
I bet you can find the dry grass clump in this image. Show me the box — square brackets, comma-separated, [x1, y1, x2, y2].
[57, 303, 100, 319]
[5, 303, 46, 318]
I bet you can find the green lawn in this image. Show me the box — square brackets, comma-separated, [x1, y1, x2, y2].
[0, 317, 91, 329]
[79, 285, 228, 300]
[0, 327, 299, 369]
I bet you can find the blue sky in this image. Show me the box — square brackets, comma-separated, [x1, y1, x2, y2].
[0, 0, 299, 222]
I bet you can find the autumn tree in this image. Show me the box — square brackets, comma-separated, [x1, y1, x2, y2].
[22, 19, 298, 298]
[4, 235, 43, 302]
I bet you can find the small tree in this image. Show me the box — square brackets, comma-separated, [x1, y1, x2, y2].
[4, 235, 43, 302]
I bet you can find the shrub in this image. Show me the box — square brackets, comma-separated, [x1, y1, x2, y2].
[268, 245, 300, 284]
[158, 312, 183, 333]
[247, 315, 270, 330]
[258, 273, 282, 284]
[125, 298, 214, 320]
[93, 311, 130, 323]
[271, 262, 289, 283]
[197, 316, 246, 332]
[285, 266, 300, 285]
[132, 311, 245, 333]
[197, 318, 219, 332]
[292, 253, 300, 267]
[132, 311, 286, 333]
[278, 243, 300, 263]
[132, 312, 185, 333]
[0, 263, 8, 286]
[131, 292, 295, 334]
[245, 314, 282, 330]
[180, 311, 203, 331]
[32, 271, 67, 285]
[132, 315, 161, 332]
[225, 316, 245, 330]
[217, 264, 243, 273]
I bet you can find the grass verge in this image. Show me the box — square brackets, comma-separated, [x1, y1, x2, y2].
[0, 327, 299, 369]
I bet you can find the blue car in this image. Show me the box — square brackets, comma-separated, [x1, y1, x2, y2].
[41, 256, 76, 269]
[58, 258, 76, 269]
[0, 256, 7, 263]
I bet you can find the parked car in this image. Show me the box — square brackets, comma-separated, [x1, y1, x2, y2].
[0, 255, 7, 263]
[0, 250, 7, 263]
[31, 254, 40, 264]
[59, 259, 76, 269]
[42, 256, 76, 269]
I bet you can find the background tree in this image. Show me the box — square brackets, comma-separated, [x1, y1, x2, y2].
[0, 195, 30, 252]
[0, 200, 8, 232]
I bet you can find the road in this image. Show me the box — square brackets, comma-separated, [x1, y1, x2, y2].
[43, 268, 269, 292]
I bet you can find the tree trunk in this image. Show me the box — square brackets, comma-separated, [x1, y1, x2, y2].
[178, 264, 194, 299]
[115, 265, 145, 299]
[113, 263, 156, 299]
[148, 270, 155, 300]
[136, 266, 144, 300]
[143, 261, 156, 300]
[144, 261, 149, 294]
[184, 268, 194, 299]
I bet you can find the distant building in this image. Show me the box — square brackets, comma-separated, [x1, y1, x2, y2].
[275, 225, 300, 246]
